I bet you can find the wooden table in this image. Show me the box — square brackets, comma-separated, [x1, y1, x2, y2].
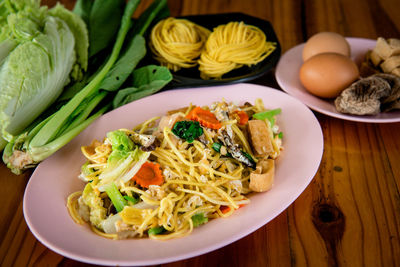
[1, 0, 400, 266]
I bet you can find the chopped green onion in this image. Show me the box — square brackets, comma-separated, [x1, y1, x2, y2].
[212, 142, 222, 152]
[123, 195, 139, 205]
[242, 151, 256, 166]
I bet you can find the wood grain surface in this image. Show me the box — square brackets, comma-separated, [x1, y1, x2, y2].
[1, 0, 400, 266]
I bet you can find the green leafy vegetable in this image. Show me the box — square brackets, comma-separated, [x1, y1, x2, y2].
[99, 35, 147, 92]
[74, 0, 125, 58]
[97, 145, 150, 192]
[105, 182, 127, 213]
[48, 3, 89, 79]
[0, 0, 88, 149]
[72, 0, 93, 25]
[107, 130, 134, 162]
[252, 108, 282, 125]
[148, 226, 165, 235]
[212, 142, 222, 153]
[82, 183, 107, 228]
[123, 195, 139, 205]
[81, 161, 94, 176]
[108, 130, 134, 151]
[191, 213, 208, 227]
[172, 121, 203, 143]
[113, 65, 172, 108]
[211, 142, 231, 157]
[3, 0, 170, 174]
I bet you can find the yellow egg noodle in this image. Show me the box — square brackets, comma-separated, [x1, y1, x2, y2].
[149, 18, 277, 79]
[198, 21, 276, 79]
[67, 99, 283, 240]
[149, 17, 211, 72]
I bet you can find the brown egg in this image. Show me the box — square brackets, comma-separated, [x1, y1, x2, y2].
[302, 32, 351, 62]
[299, 53, 359, 98]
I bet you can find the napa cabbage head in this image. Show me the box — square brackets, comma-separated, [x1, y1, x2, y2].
[0, 0, 88, 149]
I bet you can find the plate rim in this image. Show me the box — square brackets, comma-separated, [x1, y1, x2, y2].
[275, 37, 400, 123]
[23, 83, 324, 266]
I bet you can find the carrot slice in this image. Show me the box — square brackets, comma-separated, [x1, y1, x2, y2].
[186, 106, 222, 129]
[220, 204, 246, 214]
[132, 162, 164, 188]
[220, 205, 231, 214]
[233, 110, 249, 125]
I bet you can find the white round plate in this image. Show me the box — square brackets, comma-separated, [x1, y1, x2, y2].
[276, 37, 400, 123]
[23, 83, 323, 266]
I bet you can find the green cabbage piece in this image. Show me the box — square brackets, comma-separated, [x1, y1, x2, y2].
[97, 130, 151, 192]
[0, 0, 88, 149]
[82, 182, 107, 229]
[107, 130, 134, 163]
[191, 213, 208, 227]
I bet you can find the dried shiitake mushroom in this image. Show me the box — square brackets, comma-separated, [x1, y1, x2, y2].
[334, 74, 400, 115]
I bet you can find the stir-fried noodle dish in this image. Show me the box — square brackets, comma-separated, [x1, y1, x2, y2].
[67, 99, 283, 240]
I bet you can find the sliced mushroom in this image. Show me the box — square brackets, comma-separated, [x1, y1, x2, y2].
[153, 113, 184, 147]
[249, 158, 274, 192]
[247, 120, 273, 157]
[156, 113, 184, 133]
[130, 132, 156, 147]
[167, 106, 193, 115]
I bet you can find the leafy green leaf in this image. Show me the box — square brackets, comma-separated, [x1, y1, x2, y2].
[172, 121, 203, 143]
[99, 35, 146, 92]
[112, 65, 172, 108]
[49, 3, 89, 78]
[0, 15, 76, 139]
[72, 0, 93, 26]
[87, 0, 125, 58]
[107, 130, 134, 163]
[27, 0, 140, 148]
[2, 0, 171, 174]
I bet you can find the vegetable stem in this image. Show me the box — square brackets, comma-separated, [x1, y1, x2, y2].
[29, 0, 141, 147]
[105, 182, 127, 213]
